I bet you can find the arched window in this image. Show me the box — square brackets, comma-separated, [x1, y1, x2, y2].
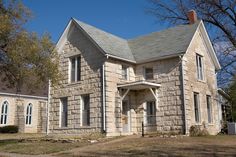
[26, 103, 33, 125]
[1, 101, 8, 124]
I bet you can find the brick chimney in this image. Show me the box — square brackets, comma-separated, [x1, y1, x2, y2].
[187, 10, 197, 24]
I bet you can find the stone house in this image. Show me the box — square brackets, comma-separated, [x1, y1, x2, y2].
[49, 11, 221, 136]
[0, 80, 48, 133]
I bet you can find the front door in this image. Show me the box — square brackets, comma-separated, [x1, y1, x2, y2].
[122, 100, 129, 132]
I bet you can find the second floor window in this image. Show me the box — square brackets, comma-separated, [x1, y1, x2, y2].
[145, 67, 153, 80]
[196, 54, 204, 80]
[70, 56, 81, 83]
[122, 65, 128, 80]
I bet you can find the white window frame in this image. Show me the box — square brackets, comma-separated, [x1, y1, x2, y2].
[196, 54, 204, 80]
[25, 103, 33, 125]
[80, 95, 90, 126]
[121, 65, 129, 80]
[206, 95, 213, 123]
[194, 92, 201, 123]
[0, 101, 8, 125]
[69, 56, 81, 83]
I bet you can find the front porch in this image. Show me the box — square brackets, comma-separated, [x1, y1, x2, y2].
[117, 80, 161, 135]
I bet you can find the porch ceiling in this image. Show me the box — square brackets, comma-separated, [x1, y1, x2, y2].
[117, 81, 161, 90]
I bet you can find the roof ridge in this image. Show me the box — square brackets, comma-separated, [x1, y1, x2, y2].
[72, 18, 127, 42]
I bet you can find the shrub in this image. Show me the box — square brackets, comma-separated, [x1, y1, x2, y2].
[189, 125, 201, 136]
[0, 125, 18, 133]
[189, 125, 209, 136]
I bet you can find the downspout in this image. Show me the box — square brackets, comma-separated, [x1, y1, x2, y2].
[46, 80, 51, 135]
[179, 55, 187, 135]
[102, 63, 106, 133]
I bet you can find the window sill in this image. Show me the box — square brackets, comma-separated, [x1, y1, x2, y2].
[197, 79, 206, 83]
[67, 81, 81, 86]
[25, 125, 33, 128]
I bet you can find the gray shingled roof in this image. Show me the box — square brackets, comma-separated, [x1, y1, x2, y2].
[74, 19, 135, 61]
[73, 18, 200, 63]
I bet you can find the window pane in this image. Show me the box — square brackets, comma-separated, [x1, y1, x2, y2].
[82, 95, 90, 126]
[145, 68, 153, 80]
[196, 55, 203, 80]
[77, 56, 81, 81]
[71, 58, 76, 82]
[147, 101, 156, 124]
[60, 98, 68, 127]
[207, 96, 212, 123]
[122, 65, 128, 80]
[194, 93, 200, 123]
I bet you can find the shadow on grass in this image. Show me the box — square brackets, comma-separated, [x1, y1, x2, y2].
[65, 144, 236, 157]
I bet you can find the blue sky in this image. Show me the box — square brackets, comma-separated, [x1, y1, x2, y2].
[22, 0, 168, 43]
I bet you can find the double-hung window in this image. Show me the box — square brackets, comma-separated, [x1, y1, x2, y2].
[60, 97, 68, 127]
[206, 95, 212, 123]
[193, 92, 200, 123]
[0, 101, 8, 125]
[196, 54, 204, 80]
[26, 103, 33, 125]
[70, 56, 81, 83]
[81, 95, 90, 126]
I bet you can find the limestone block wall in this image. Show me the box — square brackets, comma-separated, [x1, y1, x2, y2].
[49, 23, 106, 134]
[104, 57, 183, 136]
[184, 29, 220, 134]
[135, 58, 183, 133]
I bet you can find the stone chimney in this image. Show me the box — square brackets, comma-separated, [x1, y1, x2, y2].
[187, 10, 197, 24]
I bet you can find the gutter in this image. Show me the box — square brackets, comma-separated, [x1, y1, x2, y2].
[0, 92, 47, 100]
[102, 63, 106, 133]
[46, 80, 51, 135]
[179, 55, 188, 135]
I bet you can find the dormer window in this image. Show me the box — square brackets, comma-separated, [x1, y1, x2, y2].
[70, 56, 81, 83]
[145, 67, 153, 80]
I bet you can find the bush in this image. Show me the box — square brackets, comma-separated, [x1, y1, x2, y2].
[189, 125, 209, 136]
[0, 125, 18, 133]
[189, 125, 201, 136]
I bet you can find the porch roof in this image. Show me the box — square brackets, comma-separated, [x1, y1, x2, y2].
[117, 81, 161, 90]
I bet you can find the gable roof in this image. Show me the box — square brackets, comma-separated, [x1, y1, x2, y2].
[128, 21, 200, 63]
[57, 18, 220, 70]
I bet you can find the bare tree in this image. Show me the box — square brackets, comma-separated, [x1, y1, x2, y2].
[147, 0, 236, 87]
